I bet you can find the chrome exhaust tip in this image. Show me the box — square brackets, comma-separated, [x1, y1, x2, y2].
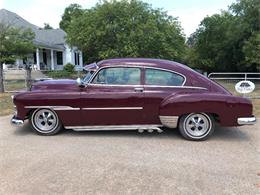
[138, 128, 145, 133]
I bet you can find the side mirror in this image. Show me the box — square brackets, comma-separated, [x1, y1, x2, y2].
[76, 78, 85, 87]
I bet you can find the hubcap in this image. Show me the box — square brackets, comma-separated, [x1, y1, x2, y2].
[33, 109, 58, 133]
[184, 113, 211, 138]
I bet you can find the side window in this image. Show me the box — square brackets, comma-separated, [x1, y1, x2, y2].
[145, 69, 184, 86]
[92, 67, 141, 85]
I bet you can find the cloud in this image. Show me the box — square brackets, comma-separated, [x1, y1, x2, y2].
[3, 0, 97, 28]
[0, 0, 4, 8]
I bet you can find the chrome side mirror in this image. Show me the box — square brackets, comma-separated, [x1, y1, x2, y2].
[76, 78, 84, 87]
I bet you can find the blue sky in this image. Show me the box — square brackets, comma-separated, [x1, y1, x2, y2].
[0, 0, 235, 36]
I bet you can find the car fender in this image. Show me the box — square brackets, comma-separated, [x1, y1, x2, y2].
[159, 92, 252, 126]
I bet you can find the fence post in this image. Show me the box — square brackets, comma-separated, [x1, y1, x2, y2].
[25, 64, 32, 91]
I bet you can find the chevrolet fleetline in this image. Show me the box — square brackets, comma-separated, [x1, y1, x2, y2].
[11, 58, 256, 140]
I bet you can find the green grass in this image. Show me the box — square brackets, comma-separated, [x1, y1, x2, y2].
[4, 80, 26, 92]
[0, 93, 14, 116]
[45, 70, 83, 79]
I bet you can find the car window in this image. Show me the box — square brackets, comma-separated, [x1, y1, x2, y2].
[145, 68, 184, 86]
[92, 67, 141, 85]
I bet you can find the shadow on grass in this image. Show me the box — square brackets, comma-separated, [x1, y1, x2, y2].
[14, 121, 250, 142]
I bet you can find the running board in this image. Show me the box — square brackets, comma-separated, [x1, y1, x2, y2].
[65, 124, 163, 132]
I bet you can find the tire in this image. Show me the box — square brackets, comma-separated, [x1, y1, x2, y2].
[178, 113, 215, 141]
[30, 108, 62, 135]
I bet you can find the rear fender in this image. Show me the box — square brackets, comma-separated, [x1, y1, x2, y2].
[159, 93, 252, 126]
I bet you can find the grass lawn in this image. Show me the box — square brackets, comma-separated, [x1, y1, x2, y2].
[4, 80, 26, 92]
[0, 93, 14, 116]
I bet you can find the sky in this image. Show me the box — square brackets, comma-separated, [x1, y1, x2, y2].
[0, 0, 236, 37]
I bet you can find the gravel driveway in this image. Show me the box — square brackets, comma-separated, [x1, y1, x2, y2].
[0, 115, 259, 194]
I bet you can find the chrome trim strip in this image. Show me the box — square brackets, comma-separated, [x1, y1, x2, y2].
[24, 106, 80, 111]
[145, 86, 207, 90]
[237, 117, 256, 125]
[65, 124, 163, 131]
[159, 116, 179, 128]
[11, 116, 24, 126]
[87, 83, 207, 90]
[82, 107, 143, 110]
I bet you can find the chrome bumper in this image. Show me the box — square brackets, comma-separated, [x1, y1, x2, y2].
[237, 117, 256, 125]
[11, 116, 24, 126]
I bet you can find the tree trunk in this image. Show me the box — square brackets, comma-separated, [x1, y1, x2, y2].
[0, 63, 4, 93]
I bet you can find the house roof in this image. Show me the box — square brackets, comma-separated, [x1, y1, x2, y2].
[0, 9, 66, 50]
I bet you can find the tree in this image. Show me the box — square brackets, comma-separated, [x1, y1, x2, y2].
[0, 23, 35, 92]
[43, 23, 53, 29]
[65, 0, 186, 64]
[188, 0, 260, 72]
[59, 4, 84, 32]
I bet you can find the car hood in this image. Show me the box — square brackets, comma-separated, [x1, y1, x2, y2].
[31, 79, 78, 91]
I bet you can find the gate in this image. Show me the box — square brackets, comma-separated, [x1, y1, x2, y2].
[208, 72, 260, 99]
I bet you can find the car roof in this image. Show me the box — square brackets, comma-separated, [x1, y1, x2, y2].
[97, 58, 193, 73]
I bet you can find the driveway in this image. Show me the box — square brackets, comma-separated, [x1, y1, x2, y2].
[0, 115, 259, 194]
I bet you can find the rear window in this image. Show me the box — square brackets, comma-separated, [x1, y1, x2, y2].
[145, 68, 184, 86]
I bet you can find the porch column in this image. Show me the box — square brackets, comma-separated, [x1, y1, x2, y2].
[51, 49, 54, 70]
[36, 48, 40, 70]
[79, 51, 83, 67]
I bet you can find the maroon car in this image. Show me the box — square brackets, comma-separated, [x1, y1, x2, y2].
[11, 58, 256, 140]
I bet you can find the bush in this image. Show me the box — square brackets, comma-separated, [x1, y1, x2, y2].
[63, 63, 75, 73]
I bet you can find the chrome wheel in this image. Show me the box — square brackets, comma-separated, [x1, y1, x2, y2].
[179, 112, 214, 140]
[31, 109, 59, 134]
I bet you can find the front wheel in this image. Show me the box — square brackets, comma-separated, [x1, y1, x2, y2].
[30, 108, 62, 135]
[178, 113, 215, 141]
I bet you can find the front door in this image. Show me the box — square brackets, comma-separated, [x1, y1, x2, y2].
[80, 66, 144, 126]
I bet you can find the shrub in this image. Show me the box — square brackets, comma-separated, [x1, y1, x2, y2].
[63, 63, 75, 73]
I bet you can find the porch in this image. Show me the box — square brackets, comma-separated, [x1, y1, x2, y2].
[34, 48, 65, 71]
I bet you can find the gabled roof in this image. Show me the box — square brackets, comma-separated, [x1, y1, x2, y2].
[0, 9, 66, 50]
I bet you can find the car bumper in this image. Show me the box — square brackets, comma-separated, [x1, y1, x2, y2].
[237, 117, 256, 125]
[11, 116, 24, 126]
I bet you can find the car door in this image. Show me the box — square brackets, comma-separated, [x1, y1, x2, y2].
[143, 68, 186, 124]
[80, 66, 145, 126]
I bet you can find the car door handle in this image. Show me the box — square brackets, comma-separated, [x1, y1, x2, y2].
[134, 87, 144, 92]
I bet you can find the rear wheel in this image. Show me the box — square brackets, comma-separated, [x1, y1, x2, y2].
[30, 108, 62, 135]
[178, 113, 215, 141]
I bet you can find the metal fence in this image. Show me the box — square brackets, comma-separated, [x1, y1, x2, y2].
[208, 72, 260, 99]
[3, 68, 52, 92]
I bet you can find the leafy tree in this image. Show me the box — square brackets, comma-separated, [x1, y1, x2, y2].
[65, 0, 186, 64]
[43, 23, 53, 29]
[0, 23, 35, 92]
[59, 4, 84, 32]
[188, 0, 260, 72]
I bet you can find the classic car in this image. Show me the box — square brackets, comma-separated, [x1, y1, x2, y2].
[11, 58, 256, 140]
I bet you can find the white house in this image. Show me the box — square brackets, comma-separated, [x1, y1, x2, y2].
[0, 9, 83, 70]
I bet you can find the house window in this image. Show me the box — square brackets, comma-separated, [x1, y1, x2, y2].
[74, 52, 80, 65]
[56, 51, 63, 65]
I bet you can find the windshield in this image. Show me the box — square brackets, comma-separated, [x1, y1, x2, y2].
[82, 70, 95, 83]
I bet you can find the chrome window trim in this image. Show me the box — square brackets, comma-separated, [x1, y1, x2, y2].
[82, 107, 143, 110]
[88, 83, 207, 90]
[144, 67, 186, 86]
[145, 85, 207, 90]
[89, 65, 142, 85]
[24, 106, 80, 111]
[87, 64, 191, 88]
